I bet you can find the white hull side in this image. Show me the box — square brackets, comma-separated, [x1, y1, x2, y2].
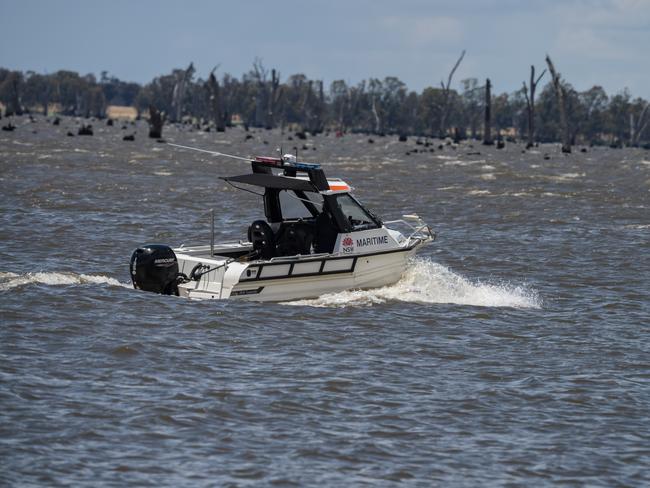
[228, 248, 416, 302]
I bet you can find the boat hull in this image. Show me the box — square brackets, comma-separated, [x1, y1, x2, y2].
[177, 245, 418, 302]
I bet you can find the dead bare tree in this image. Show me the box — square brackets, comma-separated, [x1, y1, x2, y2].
[367, 78, 384, 135]
[205, 67, 225, 131]
[483, 78, 493, 145]
[252, 58, 268, 127]
[630, 102, 649, 146]
[316, 80, 325, 133]
[41, 82, 50, 116]
[336, 86, 349, 133]
[438, 50, 465, 138]
[171, 63, 195, 123]
[8, 76, 23, 116]
[371, 96, 382, 134]
[545, 55, 571, 153]
[349, 81, 366, 132]
[148, 105, 164, 138]
[266, 69, 284, 129]
[522, 65, 546, 148]
[301, 80, 325, 134]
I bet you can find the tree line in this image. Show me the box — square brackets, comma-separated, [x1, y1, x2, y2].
[1, 58, 648, 147]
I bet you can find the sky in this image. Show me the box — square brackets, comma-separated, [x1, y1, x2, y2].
[1, 0, 649, 98]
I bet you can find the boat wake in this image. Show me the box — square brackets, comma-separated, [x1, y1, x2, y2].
[287, 259, 541, 309]
[0, 271, 128, 291]
[1, 262, 541, 309]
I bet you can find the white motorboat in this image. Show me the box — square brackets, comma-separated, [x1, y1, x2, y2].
[130, 147, 434, 301]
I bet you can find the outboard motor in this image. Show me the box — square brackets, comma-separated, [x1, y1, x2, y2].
[130, 244, 179, 295]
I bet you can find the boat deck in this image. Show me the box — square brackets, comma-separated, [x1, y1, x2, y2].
[175, 242, 253, 260]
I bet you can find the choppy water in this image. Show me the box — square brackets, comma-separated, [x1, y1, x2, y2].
[1, 116, 649, 486]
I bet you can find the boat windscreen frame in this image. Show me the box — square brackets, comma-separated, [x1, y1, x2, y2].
[325, 193, 382, 232]
[265, 188, 322, 223]
[291, 190, 321, 218]
[263, 187, 381, 232]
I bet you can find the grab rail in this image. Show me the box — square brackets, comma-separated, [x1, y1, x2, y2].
[384, 216, 435, 244]
[267, 252, 333, 262]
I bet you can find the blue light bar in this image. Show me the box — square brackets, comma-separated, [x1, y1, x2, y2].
[288, 161, 321, 170]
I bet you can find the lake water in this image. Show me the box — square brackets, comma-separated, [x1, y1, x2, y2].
[1, 116, 649, 486]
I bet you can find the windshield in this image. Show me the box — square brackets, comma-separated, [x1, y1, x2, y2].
[334, 194, 379, 230]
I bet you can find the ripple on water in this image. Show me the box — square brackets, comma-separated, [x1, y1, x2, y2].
[1, 125, 649, 486]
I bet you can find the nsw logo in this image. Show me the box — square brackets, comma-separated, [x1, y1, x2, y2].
[342, 236, 354, 253]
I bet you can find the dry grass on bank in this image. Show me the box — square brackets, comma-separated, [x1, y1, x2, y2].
[106, 106, 138, 120]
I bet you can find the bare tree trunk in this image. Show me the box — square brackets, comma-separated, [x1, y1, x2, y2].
[438, 50, 465, 138]
[336, 84, 350, 133]
[371, 96, 382, 134]
[254, 91, 265, 127]
[252, 58, 268, 127]
[630, 102, 649, 146]
[9, 78, 23, 116]
[148, 105, 164, 138]
[483, 78, 493, 145]
[266, 69, 283, 129]
[545, 55, 571, 153]
[42, 83, 50, 117]
[171, 63, 194, 123]
[171, 83, 182, 122]
[523, 65, 546, 148]
[301, 80, 325, 134]
[205, 69, 224, 131]
[303, 81, 312, 132]
[315, 80, 325, 133]
[348, 81, 365, 133]
[75, 93, 85, 117]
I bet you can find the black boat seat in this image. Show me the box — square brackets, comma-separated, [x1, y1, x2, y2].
[248, 220, 275, 259]
[314, 211, 337, 254]
[275, 221, 314, 256]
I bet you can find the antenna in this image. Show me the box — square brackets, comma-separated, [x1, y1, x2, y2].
[167, 142, 320, 170]
[166, 142, 252, 162]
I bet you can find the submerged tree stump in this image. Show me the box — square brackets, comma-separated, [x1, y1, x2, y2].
[496, 132, 505, 149]
[148, 105, 164, 139]
[78, 124, 93, 135]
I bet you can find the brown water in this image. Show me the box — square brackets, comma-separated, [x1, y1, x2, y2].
[1, 116, 649, 486]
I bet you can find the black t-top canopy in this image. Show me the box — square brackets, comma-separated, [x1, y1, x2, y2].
[221, 173, 317, 192]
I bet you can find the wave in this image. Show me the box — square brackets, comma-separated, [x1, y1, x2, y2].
[287, 259, 541, 309]
[1, 262, 541, 309]
[0, 271, 128, 291]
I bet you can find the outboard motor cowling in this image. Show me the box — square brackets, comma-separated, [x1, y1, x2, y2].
[130, 244, 179, 295]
